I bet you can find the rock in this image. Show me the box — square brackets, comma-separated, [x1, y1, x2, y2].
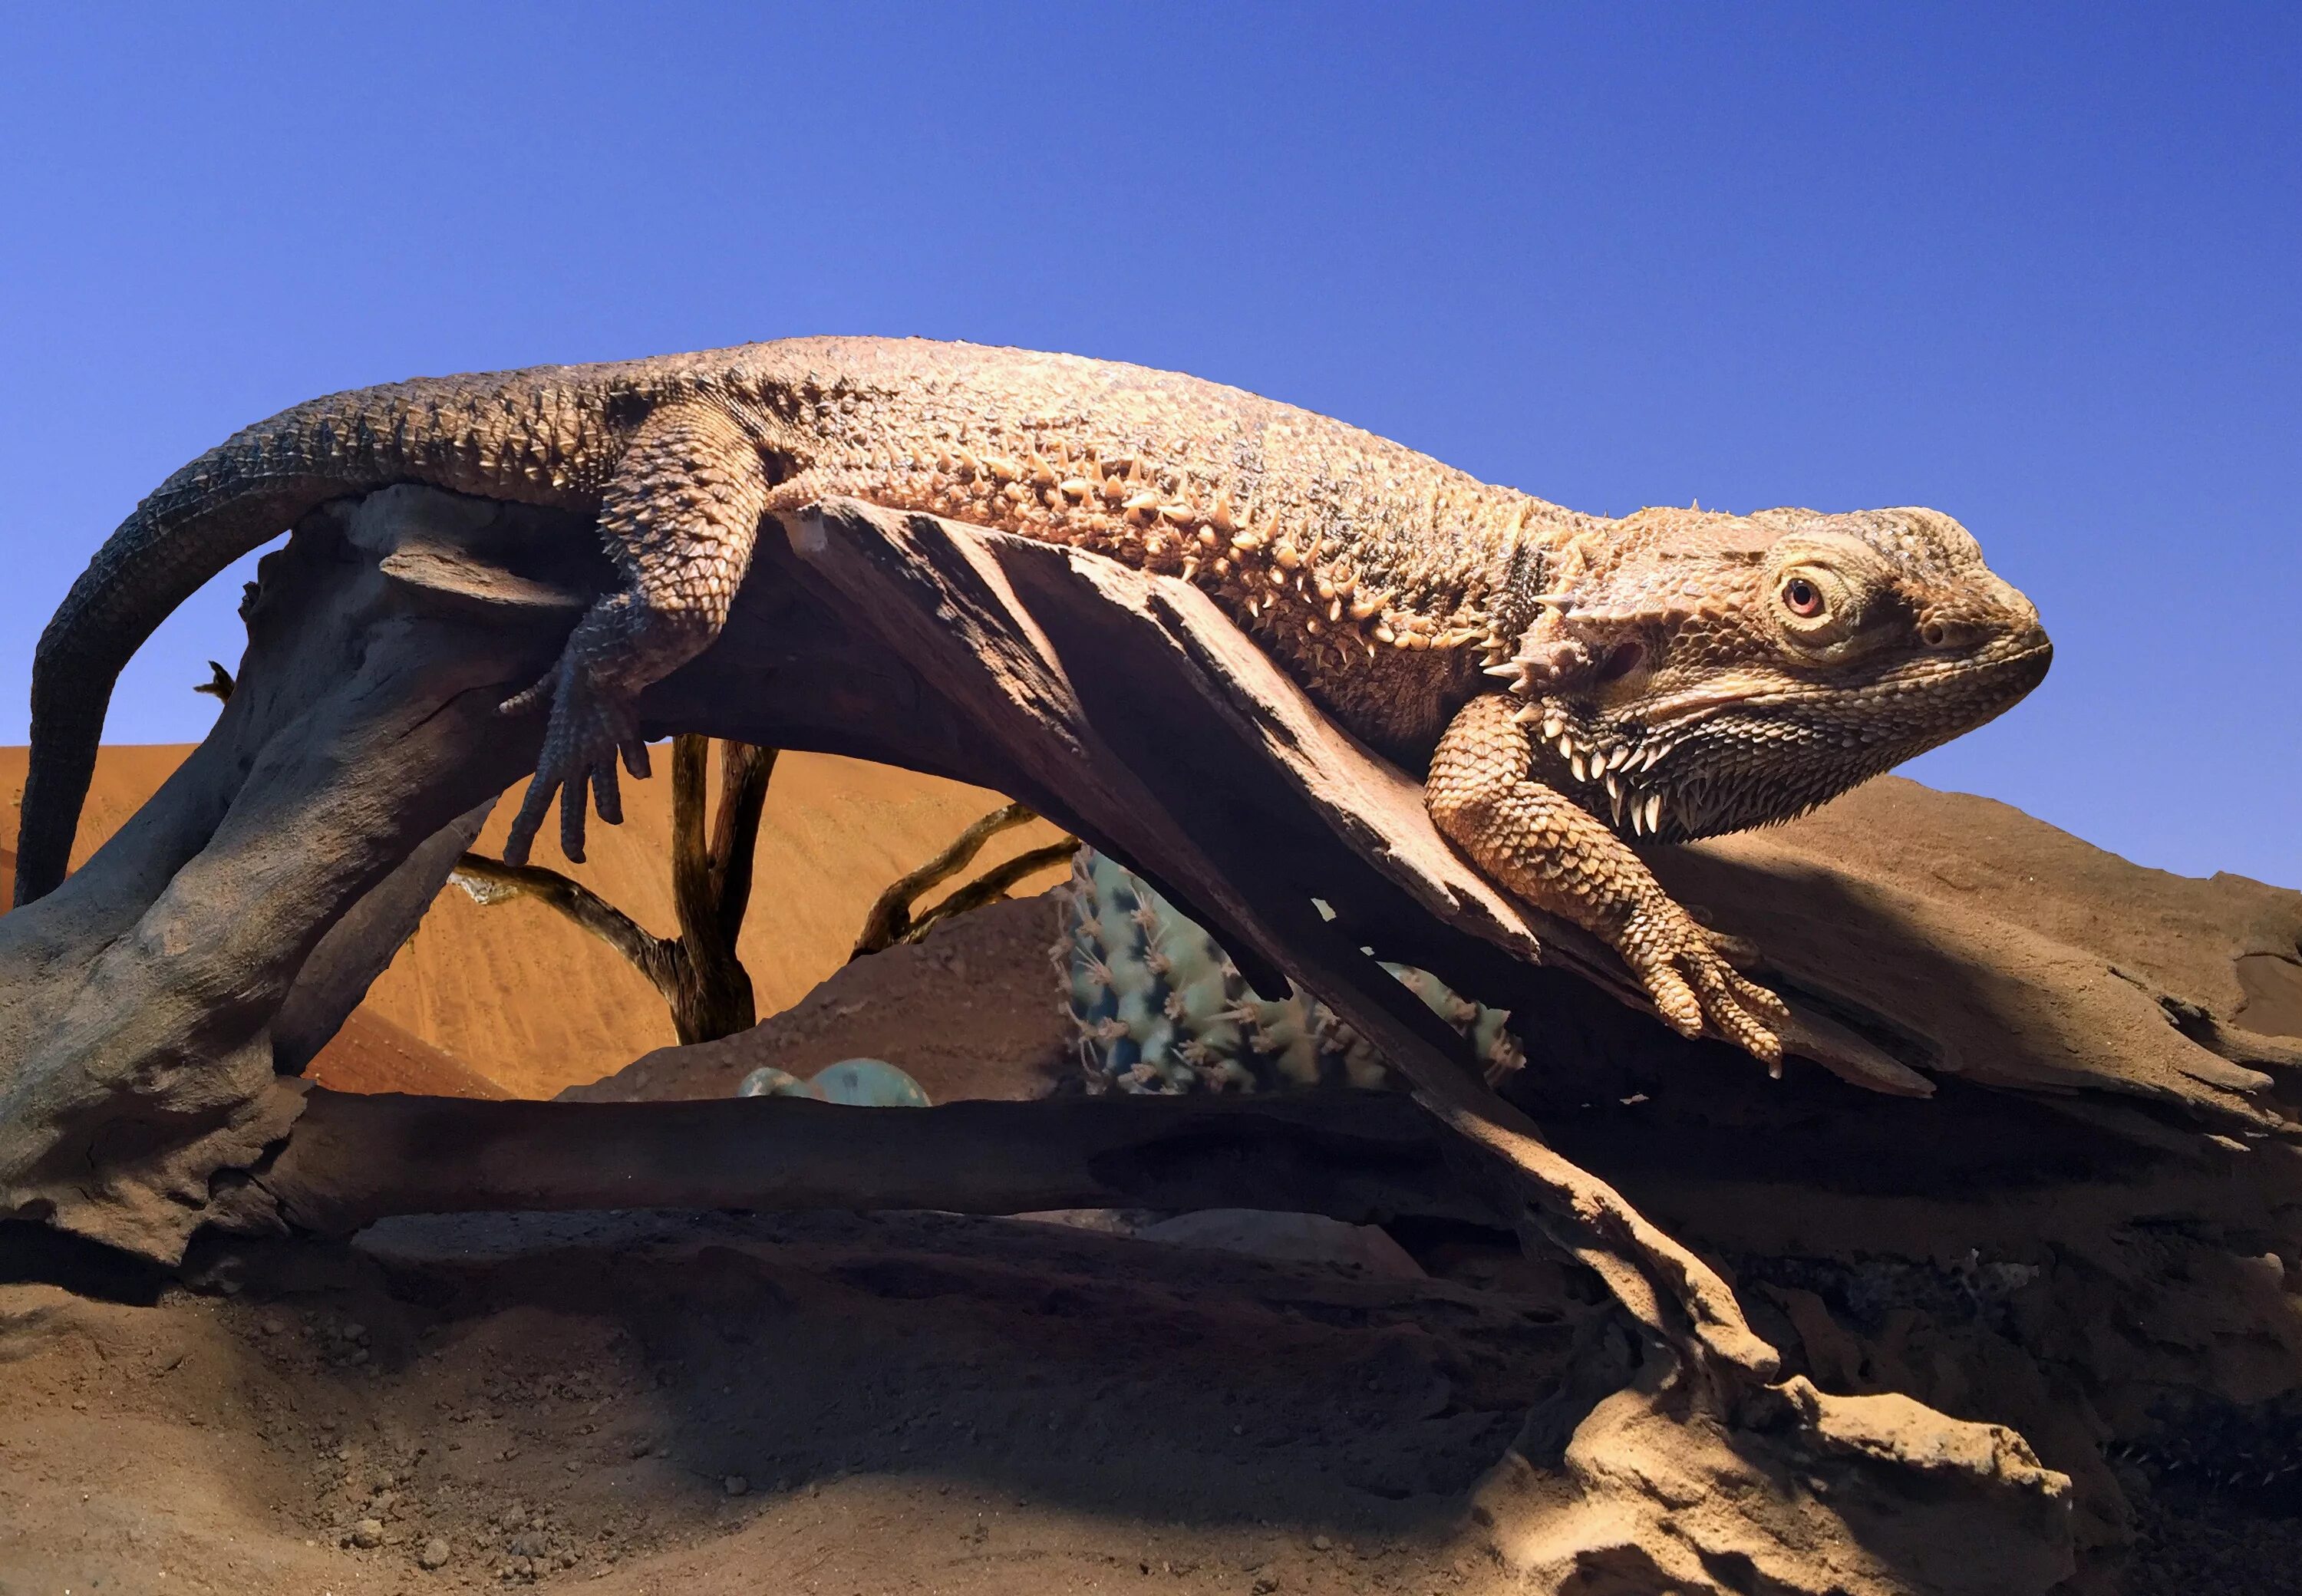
[807, 1058, 932, 1107]
[419, 1537, 451, 1569]
[351, 1518, 384, 1548]
[736, 1058, 932, 1106]
[723, 1474, 748, 1496]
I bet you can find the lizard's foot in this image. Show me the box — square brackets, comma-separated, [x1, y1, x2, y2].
[1428, 693, 1797, 1072]
[499, 655, 651, 866]
[1619, 900, 1792, 1069]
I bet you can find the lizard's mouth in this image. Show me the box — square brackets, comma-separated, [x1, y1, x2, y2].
[1533, 633, 2053, 842]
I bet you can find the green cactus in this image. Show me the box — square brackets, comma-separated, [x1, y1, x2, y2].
[1058, 848, 1523, 1095]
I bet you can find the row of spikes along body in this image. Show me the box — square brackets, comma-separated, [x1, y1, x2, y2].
[905, 438, 1528, 678]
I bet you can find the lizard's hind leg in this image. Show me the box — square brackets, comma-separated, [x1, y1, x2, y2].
[501, 398, 775, 866]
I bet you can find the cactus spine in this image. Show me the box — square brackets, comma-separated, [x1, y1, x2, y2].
[1057, 848, 1523, 1094]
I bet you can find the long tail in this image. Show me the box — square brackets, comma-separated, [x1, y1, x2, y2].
[13, 366, 624, 905]
[15, 462, 377, 905]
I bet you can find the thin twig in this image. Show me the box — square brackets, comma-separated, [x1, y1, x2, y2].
[849, 801, 1043, 958]
[447, 852, 681, 998]
[901, 839, 1079, 945]
[710, 743, 777, 951]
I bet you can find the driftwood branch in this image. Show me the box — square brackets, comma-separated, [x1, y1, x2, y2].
[660, 733, 773, 1040]
[217, 1086, 1497, 1240]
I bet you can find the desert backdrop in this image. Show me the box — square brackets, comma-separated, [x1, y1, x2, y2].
[0, 743, 1072, 1100]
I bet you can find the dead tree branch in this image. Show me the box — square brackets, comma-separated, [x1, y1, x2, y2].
[850, 802, 1077, 958]
[449, 734, 779, 1044]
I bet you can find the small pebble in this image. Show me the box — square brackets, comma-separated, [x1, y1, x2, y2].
[1311, 1535, 1332, 1551]
[419, 1537, 451, 1569]
[259, 1314, 286, 1337]
[352, 1518, 384, 1548]
[724, 1475, 749, 1496]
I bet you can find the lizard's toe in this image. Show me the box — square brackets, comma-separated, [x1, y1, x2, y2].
[1687, 953, 1788, 1072]
[499, 671, 555, 719]
[1699, 924, 1766, 973]
[501, 658, 644, 867]
[1637, 958, 1709, 1040]
[1623, 907, 1789, 1068]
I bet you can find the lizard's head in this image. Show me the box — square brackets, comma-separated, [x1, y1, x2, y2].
[1487, 506, 2051, 842]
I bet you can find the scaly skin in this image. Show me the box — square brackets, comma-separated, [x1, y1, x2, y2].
[18, 337, 2053, 1064]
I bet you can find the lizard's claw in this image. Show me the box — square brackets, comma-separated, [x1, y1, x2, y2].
[1619, 902, 1792, 1070]
[499, 655, 651, 866]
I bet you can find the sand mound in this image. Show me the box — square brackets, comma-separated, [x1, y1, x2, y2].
[305, 1011, 513, 1100]
[561, 894, 1073, 1105]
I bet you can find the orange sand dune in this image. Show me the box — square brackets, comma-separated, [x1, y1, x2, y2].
[0, 744, 1069, 1098]
[304, 1009, 514, 1099]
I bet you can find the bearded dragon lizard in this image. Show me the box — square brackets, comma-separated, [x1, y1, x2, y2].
[16, 338, 2051, 1063]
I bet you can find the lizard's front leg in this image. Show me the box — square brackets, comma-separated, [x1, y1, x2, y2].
[1426, 693, 1790, 1066]
[500, 398, 775, 866]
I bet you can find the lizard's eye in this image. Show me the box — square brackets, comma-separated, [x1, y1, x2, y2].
[1770, 562, 1862, 648]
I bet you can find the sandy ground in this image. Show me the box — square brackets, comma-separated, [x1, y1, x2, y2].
[2, 1206, 1568, 1596]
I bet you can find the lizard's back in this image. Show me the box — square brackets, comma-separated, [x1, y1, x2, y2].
[19, 335, 1572, 904]
[724, 338, 1574, 751]
[179, 335, 1566, 746]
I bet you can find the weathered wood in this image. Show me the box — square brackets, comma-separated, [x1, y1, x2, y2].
[213, 1086, 1499, 1240]
[0, 490, 583, 1256]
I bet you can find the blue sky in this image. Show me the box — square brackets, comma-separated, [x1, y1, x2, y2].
[1, 5, 2294, 886]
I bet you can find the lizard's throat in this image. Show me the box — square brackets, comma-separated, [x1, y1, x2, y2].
[1525, 636, 2053, 842]
[1527, 704, 1924, 843]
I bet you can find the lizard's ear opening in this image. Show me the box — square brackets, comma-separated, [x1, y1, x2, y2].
[1594, 641, 1644, 683]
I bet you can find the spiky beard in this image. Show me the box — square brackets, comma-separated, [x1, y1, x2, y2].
[1524, 641, 2053, 844]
